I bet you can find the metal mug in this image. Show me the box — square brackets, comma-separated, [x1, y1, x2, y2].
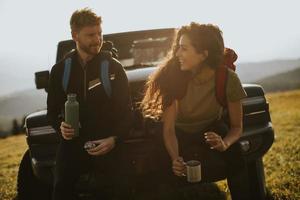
[186, 160, 201, 183]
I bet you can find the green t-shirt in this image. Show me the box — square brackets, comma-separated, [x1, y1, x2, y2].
[175, 69, 247, 133]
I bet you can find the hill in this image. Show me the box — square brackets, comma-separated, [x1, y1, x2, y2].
[0, 89, 46, 131]
[236, 59, 300, 83]
[0, 58, 300, 131]
[0, 54, 51, 96]
[0, 57, 299, 96]
[256, 67, 300, 92]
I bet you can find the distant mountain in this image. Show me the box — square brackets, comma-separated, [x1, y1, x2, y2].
[0, 89, 46, 131]
[1, 56, 300, 95]
[0, 54, 53, 96]
[236, 59, 300, 83]
[256, 67, 300, 92]
[1, 58, 300, 131]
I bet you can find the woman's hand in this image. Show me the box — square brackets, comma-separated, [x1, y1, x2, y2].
[204, 132, 229, 152]
[86, 137, 115, 156]
[172, 157, 186, 177]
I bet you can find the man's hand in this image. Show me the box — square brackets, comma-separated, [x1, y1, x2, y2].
[86, 137, 116, 156]
[172, 157, 186, 177]
[60, 122, 75, 140]
[204, 132, 229, 152]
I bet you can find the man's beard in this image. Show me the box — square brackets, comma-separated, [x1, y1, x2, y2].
[79, 42, 101, 56]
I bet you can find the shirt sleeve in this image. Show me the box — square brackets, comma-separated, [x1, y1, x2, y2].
[226, 70, 247, 102]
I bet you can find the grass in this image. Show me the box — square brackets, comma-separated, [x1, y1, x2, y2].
[0, 134, 27, 200]
[263, 90, 300, 199]
[0, 89, 300, 200]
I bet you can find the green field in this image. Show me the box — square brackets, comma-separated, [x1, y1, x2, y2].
[0, 90, 299, 200]
[263, 90, 300, 199]
[0, 133, 27, 199]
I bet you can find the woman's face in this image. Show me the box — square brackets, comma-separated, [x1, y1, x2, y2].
[176, 34, 207, 72]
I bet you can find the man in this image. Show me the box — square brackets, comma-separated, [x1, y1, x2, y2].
[47, 8, 133, 200]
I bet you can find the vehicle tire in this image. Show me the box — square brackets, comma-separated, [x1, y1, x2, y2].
[17, 149, 52, 200]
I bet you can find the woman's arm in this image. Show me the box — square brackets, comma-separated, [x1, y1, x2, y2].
[205, 100, 243, 151]
[223, 100, 243, 148]
[162, 101, 179, 161]
[162, 101, 186, 176]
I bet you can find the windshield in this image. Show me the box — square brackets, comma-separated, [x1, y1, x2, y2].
[104, 28, 175, 68]
[121, 37, 170, 67]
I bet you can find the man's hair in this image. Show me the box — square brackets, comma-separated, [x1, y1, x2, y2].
[70, 8, 102, 32]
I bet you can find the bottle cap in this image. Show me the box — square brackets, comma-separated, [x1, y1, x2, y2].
[67, 93, 77, 101]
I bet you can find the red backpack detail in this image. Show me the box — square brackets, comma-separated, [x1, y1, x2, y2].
[215, 48, 238, 107]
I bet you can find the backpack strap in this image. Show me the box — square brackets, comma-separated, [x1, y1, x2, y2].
[100, 59, 112, 98]
[62, 57, 72, 92]
[62, 56, 112, 98]
[215, 48, 238, 107]
[215, 66, 228, 108]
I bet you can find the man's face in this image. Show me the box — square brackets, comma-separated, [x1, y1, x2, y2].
[72, 24, 103, 56]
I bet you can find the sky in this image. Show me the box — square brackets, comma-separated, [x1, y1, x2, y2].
[0, 0, 300, 95]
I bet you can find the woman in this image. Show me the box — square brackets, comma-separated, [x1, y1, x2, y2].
[141, 22, 248, 199]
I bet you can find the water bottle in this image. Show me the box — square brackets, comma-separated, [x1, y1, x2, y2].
[65, 93, 79, 137]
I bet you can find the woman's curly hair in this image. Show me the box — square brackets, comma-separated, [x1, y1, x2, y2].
[140, 22, 225, 120]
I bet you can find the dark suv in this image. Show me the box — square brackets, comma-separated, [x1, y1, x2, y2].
[17, 28, 274, 200]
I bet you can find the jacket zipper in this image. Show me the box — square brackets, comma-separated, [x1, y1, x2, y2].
[84, 67, 87, 101]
